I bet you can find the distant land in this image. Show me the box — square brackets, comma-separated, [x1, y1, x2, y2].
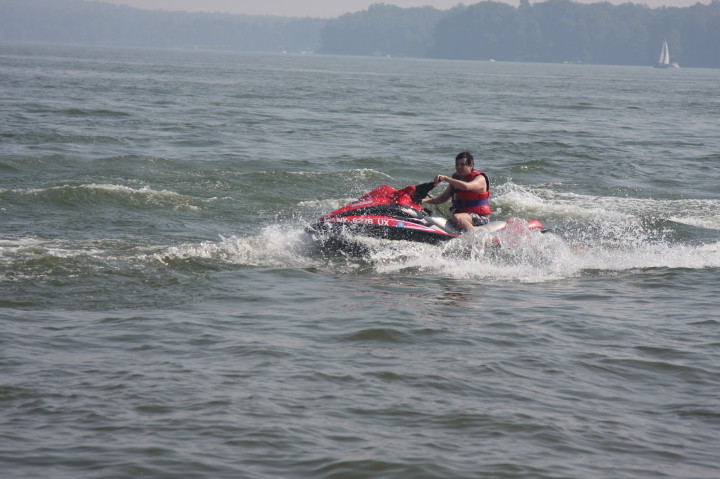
[92, 0, 716, 18]
[2, 0, 718, 68]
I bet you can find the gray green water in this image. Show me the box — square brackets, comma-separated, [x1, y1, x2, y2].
[2, 43, 720, 478]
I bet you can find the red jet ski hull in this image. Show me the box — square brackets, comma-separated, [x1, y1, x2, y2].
[307, 182, 544, 250]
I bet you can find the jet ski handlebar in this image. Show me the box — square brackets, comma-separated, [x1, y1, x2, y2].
[410, 181, 437, 205]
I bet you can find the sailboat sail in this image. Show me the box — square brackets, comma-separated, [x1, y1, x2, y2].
[658, 40, 670, 66]
[655, 40, 678, 68]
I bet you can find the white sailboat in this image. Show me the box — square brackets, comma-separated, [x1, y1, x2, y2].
[655, 40, 679, 68]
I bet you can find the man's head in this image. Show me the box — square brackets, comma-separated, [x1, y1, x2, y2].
[455, 152, 474, 172]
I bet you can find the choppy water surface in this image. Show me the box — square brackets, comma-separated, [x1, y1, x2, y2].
[1, 43, 719, 478]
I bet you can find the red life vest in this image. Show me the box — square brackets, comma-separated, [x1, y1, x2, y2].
[451, 170, 491, 216]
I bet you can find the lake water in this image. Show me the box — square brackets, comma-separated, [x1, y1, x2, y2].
[1, 43, 719, 479]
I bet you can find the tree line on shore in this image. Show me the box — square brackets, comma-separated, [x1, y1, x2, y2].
[2, 0, 718, 67]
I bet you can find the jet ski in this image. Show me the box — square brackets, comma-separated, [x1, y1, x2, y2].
[306, 181, 544, 251]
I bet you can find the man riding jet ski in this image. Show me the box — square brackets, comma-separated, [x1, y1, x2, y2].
[306, 180, 544, 248]
[420, 151, 492, 232]
[307, 152, 544, 250]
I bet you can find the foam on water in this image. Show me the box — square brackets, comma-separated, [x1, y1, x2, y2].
[3, 227, 715, 290]
[154, 226, 318, 270]
[4, 179, 718, 285]
[131, 179, 720, 283]
[148, 222, 719, 285]
[242, 180, 720, 281]
[508, 183, 720, 230]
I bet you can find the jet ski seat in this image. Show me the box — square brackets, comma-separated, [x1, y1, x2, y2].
[424, 215, 459, 234]
[425, 216, 508, 235]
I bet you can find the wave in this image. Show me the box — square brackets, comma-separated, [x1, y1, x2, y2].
[60, 107, 132, 118]
[493, 182, 720, 232]
[150, 220, 720, 284]
[0, 237, 119, 283]
[6, 183, 206, 210]
[1, 131, 124, 145]
[3, 179, 718, 284]
[3, 224, 718, 287]
[224, 180, 720, 281]
[0, 160, 21, 173]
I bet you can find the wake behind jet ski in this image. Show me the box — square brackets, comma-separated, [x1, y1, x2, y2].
[306, 181, 544, 251]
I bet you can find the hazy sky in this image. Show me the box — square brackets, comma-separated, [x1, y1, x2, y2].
[95, 0, 709, 18]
